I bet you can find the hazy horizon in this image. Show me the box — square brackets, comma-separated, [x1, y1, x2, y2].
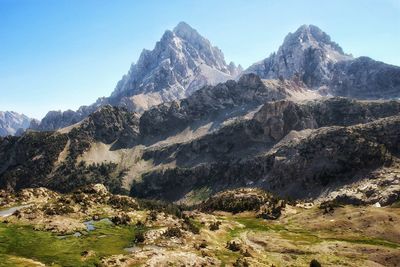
[1, 0, 399, 119]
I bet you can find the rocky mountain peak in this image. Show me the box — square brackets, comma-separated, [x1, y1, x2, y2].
[111, 21, 237, 104]
[31, 22, 241, 133]
[245, 24, 353, 89]
[0, 111, 32, 137]
[173, 21, 202, 41]
[283, 24, 345, 55]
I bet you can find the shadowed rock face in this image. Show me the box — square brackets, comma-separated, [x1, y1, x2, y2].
[0, 106, 140, 192]
[245, 25, 400, 99]
[131, 98, 400, 202]
[329, 57, 400, 99]
[133, 115, 400, 202]
[262, 116, 400, 196]
[75, 105, 140, 149]
[141, 98, 400, 169]
[139, 74, 288, 140]
[0, 132, 69, 191]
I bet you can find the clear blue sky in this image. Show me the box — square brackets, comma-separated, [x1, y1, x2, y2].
[1, 0, 399, 119]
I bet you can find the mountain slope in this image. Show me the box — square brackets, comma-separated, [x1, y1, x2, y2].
[2, 93, 400, 207]
[32, 22, 240, 132]
[0, 74, 313, 193]
[131, 98, 400, 203]
[0, 111, 32, 137]
[245, 24, 400, 99]
[138, 73, 302, 141]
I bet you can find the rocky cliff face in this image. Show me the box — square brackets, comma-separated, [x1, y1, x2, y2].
[32, 22, 240, 132]
[0, 111, 32, 137]
[131, 98, 400, 203]
[263, 115, 400, 198]
[329, 57, 400, 99]
[71, 105, 141, 150]
[139, 74, 292, 140]
[245, 25, 400, 99]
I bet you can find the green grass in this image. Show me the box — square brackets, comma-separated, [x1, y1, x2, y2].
[190, 187, 212, 202]
[328, 237, 400, 249]
[214, 249, 239, 267]
[390, 200, 400, 208]
[0, 253, 48, 267]
[228, 216, 286, 237]
[0, 220, 140, 267]
[229, 215, 400, 249]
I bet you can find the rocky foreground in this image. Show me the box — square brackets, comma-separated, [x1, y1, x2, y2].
[0, 185, 399, 266]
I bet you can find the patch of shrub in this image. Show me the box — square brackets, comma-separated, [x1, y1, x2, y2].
[194, 240, 208, 250]
[319, 201, 343, 214]
[233, 258, 250, 267]
[148, 210, 157, 221]
[111, 213, 131, 225]
[310, 259, 322, 267]
[163, 227, 182, 238]
[134, 231, 145, 243]
[108, 195, 138, 211]
[49, 160, 127, 195]
[201, 188, 281, 214]
[43, 202, 74, 215]
[137, 199, 184, 218]
[182, 215, 200, 234]
[209, 221, 221, 231]
[226, 240, 241, 252]
[257, 200, 286, 220]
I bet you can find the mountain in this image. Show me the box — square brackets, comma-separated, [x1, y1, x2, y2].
[2, 72, 400, 207]
[2, 24, 400, 267]
[245, 24, 400, 98]
[32, 22, 241, 132]
[2, 24, 400, 205]
[111, 21, 242, 108]
[0, 111, 33, 137]
[0, 74, 316, 192]
[31, 24, 400, 133]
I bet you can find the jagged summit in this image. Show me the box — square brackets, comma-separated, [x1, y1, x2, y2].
[30, 23, 400, 133]
[246, 24, 400, 99]
[245, 24, 352, 88]
[33, 22, 241, 131]
[0, 111, 32, 137]
[284, 24, 346, 54]
[111, 21, 238, 104]
[173, 21, 202, 40]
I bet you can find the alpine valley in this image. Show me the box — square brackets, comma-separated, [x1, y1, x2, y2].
[1, 23, 400, 267]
